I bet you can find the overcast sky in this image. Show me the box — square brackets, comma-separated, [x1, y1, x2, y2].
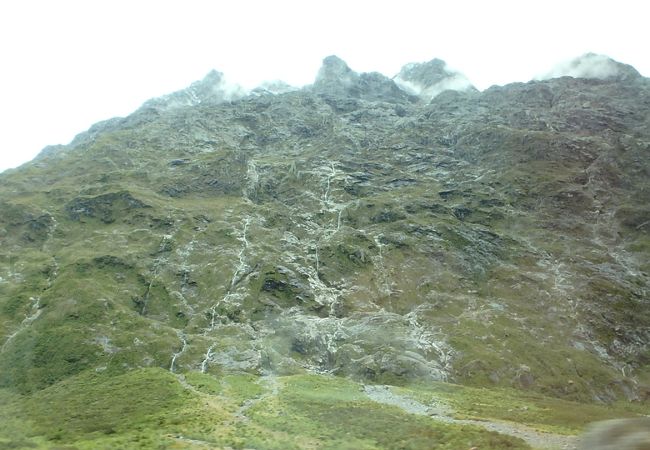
[0, 0, 647, 172]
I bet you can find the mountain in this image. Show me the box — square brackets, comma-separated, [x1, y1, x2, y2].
[0, 54, 648, 449]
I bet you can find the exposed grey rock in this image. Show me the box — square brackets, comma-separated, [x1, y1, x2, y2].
[142, 69, 248, 112]
[394, 58, 476, 101]
[68, 116, 126, 148]
[313, 55, 358, 94]
[312, 55, 414, 103]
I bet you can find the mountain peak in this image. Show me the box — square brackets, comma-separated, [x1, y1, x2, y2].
[313, 55, 359, 93]
[142, 69, 247, 112]
[311, 55, 412, 103]
[394, 58, 476, 101]
[321, 55, 354, 74]
[399, 58, 448, 82]
[541, 53, 642, 82]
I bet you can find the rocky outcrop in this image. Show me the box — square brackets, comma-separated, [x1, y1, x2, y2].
[312, 55, 414, 103]
[66, 191, 150, 223]
[394, 58, 476, 101]
[142, 70, 248, 112]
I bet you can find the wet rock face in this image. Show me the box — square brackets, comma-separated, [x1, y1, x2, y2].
[0, 55, 649, 401]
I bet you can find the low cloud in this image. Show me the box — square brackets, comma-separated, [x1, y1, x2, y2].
[251, 80, 299, 96]
[394, 73, 474, 100]
[538, 53, 627, 81]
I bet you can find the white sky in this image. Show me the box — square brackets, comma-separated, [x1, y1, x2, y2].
[0, 0, 647, 172]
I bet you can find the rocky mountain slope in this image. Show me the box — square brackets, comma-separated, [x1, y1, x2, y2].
[0, 54, 648, 449]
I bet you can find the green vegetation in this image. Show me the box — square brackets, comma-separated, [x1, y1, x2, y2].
[0, 368, 194, 448]
[4, 368, 644, 449]
[0, 369, 534, 449]
[248, 374, 529, 450]
[395, 381, 646, 435]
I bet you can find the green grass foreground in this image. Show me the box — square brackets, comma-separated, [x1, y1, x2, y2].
[0, 367, 646, 449]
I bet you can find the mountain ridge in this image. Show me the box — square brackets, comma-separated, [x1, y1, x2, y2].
[16, 53, 642, 168]
[27, 53, 645, 167]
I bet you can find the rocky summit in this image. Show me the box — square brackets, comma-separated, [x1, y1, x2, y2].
[0, 55, 648, 449]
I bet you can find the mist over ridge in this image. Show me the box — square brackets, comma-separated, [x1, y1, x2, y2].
[135, 52, 645, 115]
